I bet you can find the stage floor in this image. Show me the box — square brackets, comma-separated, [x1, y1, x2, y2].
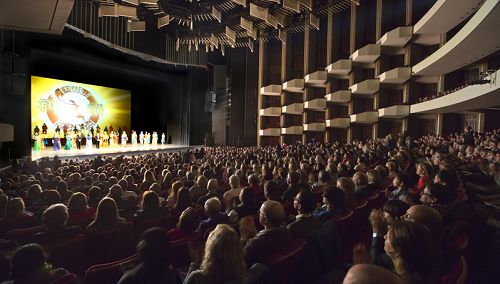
[31, 144, 198, 161]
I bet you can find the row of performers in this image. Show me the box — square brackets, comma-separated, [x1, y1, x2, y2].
[33, 130, 168, 151]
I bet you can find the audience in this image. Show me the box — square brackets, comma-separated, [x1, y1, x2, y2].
[287, 191, 320, 239]
[86, 197, 127, 234]
[31, 203, 83, 244]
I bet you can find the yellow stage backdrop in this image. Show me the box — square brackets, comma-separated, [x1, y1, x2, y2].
[31, 76, 131, 136]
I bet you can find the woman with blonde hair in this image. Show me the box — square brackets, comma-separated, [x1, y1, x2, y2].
[184, 224, 265, 284]
[336, 177, 357, 209]
[140, 170, 156, 192]
[86, 197, 126, 234]
[167, 181, 183, 207]
[3, 198, 31, 219]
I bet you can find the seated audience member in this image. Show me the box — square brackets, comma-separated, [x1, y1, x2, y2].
[263, 180, 281, 202]
[229, 187, 259, 222]
[313, 186, 346, 222]
[167, 181, 183, 207]
[197, 179, 223, 206]
[420, 183, 452, 209]
[343, 264, 405, 284]
[386, 161, 398, 181]
[287, 191, 320, 239]
[281, 171, 301, 202]
[383, 220, 435, 284]
[223, 175, 243, 209]
[8, 243, 68, 284]
[133, 191, 168, 225]
[352, 171, 370, 202]
[196, 198, 229, 234]
[189, 175, 208, 204]
[87, 186, 102, 209]
[67, 192, 96, 225]
[387, 174, 412, 204]
[55, 181, 73, 202]
[247, 174, 264, 200]
[140, 170, 156, 192]
[86, 197, 127, 234]
[382, 200, 410, 225]
[184, 224, 266, 284]
[171, 187, 192, 216]
[243, 200, 293, 267]
[312, 170, 330, 193]
[119, 179, 139, 200]
[415, 163, 434, 195]
[31, 204, 83, 244]
[24, 184, 43, 208]
[167, 207, 200, 241]
[43, 190, 62, 207]
[337, 177, 358, 209]
[2, 197, 33, 220]
[366, 169, 382, 193]
[118, 227, 181, 284]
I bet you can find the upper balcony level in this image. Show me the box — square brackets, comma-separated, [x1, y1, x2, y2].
[350, 111, 378, 124]
[379, 67, 412, 84]
[413, 0, 484, 45]
[259, 107, 281, 117]
[325, 90, 351, 104]
[259, 128, 281, 137]
[326, 59, 352, 79]
[411, 70, 500, 113]
[283, 79, 304, 93]
[378, 105, 410, 119]
[281, 126, 303, 135]
[303, 122, 326, 132]
[377, 26, 413, 47]
[413, 0, 500, 75]
[304, 71, 327, 87]
[282, 103, 304, 115]
[350, 79, 380, 96]
[351, 44, 381, 64]
[260, 84, 282, 96]
[304, 98, 327, 110]
[325, 118, 350, 128]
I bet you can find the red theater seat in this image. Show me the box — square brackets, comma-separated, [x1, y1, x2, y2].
[0, 215, 38, 236]
[441, 256, 468, 284]
[84, 223, 136, 267]
[51, 272, 78, 284]
[134, 215, 175, 236]
[260, 238, 306, 284]
[84, 253, 139, 284]
[45, 235, 85, 273]
[169, 232, 203, 268]
[5, 225, 46, 244]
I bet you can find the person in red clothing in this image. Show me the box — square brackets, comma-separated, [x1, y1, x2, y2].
[414, 163, 434, 195]
[67, 192, 96, 226]
[247, 174, 264, 202]
[167, 207, 200, 241]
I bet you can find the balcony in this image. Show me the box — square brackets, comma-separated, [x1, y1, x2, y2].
[378, 26, 413, 47]
[325, 118, 350, 128]
[304, 71, 327, 87]
[350, 111, 378, 124]
[378, 105, 410, 119]
[282, 79, 304, 93]
[260, 84, 282, 96]
[413, 0, 500, 75]
[303, 122, 326, 132]
[304, 98, 326, 110]
[259, 128, 281, 136]
[379, 67, 412, 84]
[350, 79, 380, 96]
[351, 44, 381, 63]
[413, 0, 484, 45]
[259, 107, 281, 117]
[411, 70, 500, 113]
[326, 59, 352, 78]
[325, 90, 351, 103]
[281, 126, 303, 135]
[282, 103, 304, 114]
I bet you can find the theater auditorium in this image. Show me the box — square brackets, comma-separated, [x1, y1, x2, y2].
[0, 0, 500, 283]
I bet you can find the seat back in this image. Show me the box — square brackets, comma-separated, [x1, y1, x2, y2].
[84, 253, 139, 284]
[84, 223, 136, 267]
[0, 215, 37, 236]
[169, 232, 203, 268]
[282, 201, 296, 216]
[5, 225, 46, 244]
[367, 192, 379, 212]
[46, 235, 85, 273]
[51, 272, 78, 284]
[261, 238, 306, 284]
[352, 200, 369, 234]
[441, 256, 468, 284]
[134, 215, 175, 236]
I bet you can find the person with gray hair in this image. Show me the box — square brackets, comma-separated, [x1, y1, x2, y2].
[31, 203, 83, 244]
[197, 179, 223, 206]
[243, 200, 292, 267]
[223, 174, 243, 209]
[196, 197, 229, 234]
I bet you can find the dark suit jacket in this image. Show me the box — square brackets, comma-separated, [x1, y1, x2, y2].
[244, 227, 293, 267]
[354, 185, 370, 202]
[287, 215, 321, 239]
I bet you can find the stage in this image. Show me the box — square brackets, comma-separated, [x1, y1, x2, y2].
[31, 144, 200, 161]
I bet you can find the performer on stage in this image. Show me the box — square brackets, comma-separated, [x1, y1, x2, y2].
[33, 132, 41, 152]
[64, 131, 73, 150]
[145, 132, 150, 145]
[41, 123, 48, 150]
[161, 133, 165, 145]
[109, 131, 114, 147]
[76, 131, 82, 149]
[131, 130, 137, 146]
[95, 132, 101, 149]
[139, 131, 144, 145]
[121, 131, 128, 146]
[53, 132, 61, 151]
[152, 132, 158, 145]
[102, 131, 109, 147]
[86, 132, 93, 149]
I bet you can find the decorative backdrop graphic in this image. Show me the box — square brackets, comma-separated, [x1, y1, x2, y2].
[31, 76, 131, 136]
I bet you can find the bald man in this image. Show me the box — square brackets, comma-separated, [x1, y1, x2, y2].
[343, 264, 404, 284]
[244, 200, 293, 267]
[405, 205, 443, 240]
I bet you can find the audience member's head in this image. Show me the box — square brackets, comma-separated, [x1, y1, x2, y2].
[383, 200, 410, 225]
[323, 186, 345, 210]
[404, 205, 443, 240]
[11, 244, 53, 283]
[175, 186, 191, 211]
[137, 227, 171, 266]
[204, 197, 222, 218]
[229, 174, 241, 189]
[259, 200, 286, 229]
[207, 179, 219, 193]
[90, 197, 124, 229]
[352, 171, 368, 187]
[44, 190, 62, 206]
[141, 191, 160, 212]
[68, 192, 89, 214]
[343, 264, 405, 284]
[294, 191, 317, 215]
[42, 203, 69, 230]
[4, 198, 26, 219]
[264, 180, 280, 201]
[177, 207, 200, 234]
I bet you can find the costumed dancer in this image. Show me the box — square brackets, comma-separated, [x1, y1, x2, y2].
[139, 131, 144, 145]
[152, 132, 158, 145]
[64, 131, 72, 150]
[53, 132, 61, 151]
[95, 132, 101, 149]
[146, 132, 150, 145]
[33, 132, 41, 152]
[131, 130, 137, 146]
[102, 131, 109, 147]
[161, 133, 165, 145]
[109, 131, 114, 147]
[121, 131, 128, 146]
[86, 131, 93, 149]
[76, 131, 82, 149]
